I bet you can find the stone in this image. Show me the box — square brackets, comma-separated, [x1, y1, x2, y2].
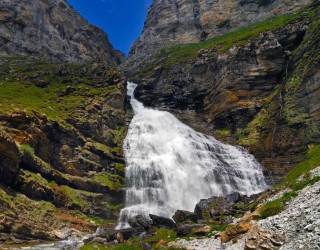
[116, 232, 124, 243]
[226, 192, 241, 203]
[172, 210, 198, 224]
[0, 131, 21, 186]
[128, 215, 153, 230]
[91, 237, 107, 244]
[244, 223, 287, 250]
[194, 194, 244, 221]
[191, 225, 211, 236]
[139, 242, 152, 250]
[149, 214, 177, 230]
[221, 219, 252, 243]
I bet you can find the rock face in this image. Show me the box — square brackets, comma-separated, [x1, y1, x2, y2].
[0, 0, 124, 64]
[0, 0, 128, 243]
[124, 0, 312, 74]
[126, 2, 320, 184]
[0, 59, 127, 243]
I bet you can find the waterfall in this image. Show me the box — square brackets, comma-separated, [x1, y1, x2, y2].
[117, 82, 267, 228]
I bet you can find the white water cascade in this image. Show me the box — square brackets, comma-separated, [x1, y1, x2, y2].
[117, 82, 267, 228]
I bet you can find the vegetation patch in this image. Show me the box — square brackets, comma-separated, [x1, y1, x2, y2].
[19, 144, 35, 155]
[0, 59, 122, 123]
[276, 144, 320, 188]
[145, 227, 177, 244]
[259, 191, 298, 219]
[210, 223, 229, 232]
[80, 243, 144, 250]
[60, 185, 92, 207]
[92, 171, 125, 190]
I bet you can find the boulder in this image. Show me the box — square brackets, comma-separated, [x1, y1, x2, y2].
[220, 219, 252, 243]
[245, 223, 287, 250]
[172, 210, 197, 224]
[226, 192, 241, 203]
[192, 225, 211, 236]
[149, 214, 177, 230]
[128, 215, 153, 230]
[194, 192, 248, 221]
[194, 195, 232, 220]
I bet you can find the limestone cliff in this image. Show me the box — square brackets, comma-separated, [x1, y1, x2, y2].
[126, 1, 320, 184]
[124, 0, 312, 74]
[0, 0, 124, 64]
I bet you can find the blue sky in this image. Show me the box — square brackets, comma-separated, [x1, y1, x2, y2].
[67, 0, 153, 55]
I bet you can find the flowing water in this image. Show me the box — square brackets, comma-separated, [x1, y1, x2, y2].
[117, 82, 267, 228]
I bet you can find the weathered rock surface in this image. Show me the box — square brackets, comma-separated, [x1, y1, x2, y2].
[172, 210, 198, 224]
[0, 60, 127, 243]
[149, 214, 177, 230]
[0, 0, 124, 64]
[194, 192, 256, 222]
[124, 0, 312, 74]
[245, 223, 287, 250]
[128, 215, 153, 230]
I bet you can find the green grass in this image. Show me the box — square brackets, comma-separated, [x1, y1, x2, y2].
[210, 223, 229, 232]
[60, 185, 93, 207]
[0, 60, 122, 123]
[259, 191, 298, 219]
[109, 244, 143, 250]
[276, 145, 320, 188]
[92, 171, 125, 190]
[86, 215, 110, 225]
[80, 242, 108, 250]
[19, 144, 35, 155]
[20, 169, 50, 187]
[80, 243, 143, 250]
[145, 227, 177, 244]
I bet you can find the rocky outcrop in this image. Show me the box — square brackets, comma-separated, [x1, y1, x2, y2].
[0, 131, 21, 186]
[0, 59, 127, 243]
[0, 0, 125, 64]
[194, 192, 257, 223]
[127, 2, 320, 184]
[172, 210, 198, 224]
[124, 0, 312, 74]
[149, 214, 177, 230]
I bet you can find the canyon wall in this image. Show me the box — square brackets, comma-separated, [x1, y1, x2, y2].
[125, 1, 320, 184]
[124, 0, 312, 74]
